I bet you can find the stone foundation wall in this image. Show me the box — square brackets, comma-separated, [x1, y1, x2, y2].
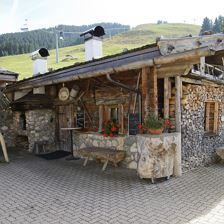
[74, 133, 138, 169]
[137, 133, 181, 178]
[0, 109, 55, 151]
[0, 110, 16, 147]
[26, 110, 55, 152]
[74, 132, 180, 171]
[181, 84, 224, 171]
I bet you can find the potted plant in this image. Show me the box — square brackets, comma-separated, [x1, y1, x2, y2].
[144, 113, 164, 135]
[102, 120, 120, 137]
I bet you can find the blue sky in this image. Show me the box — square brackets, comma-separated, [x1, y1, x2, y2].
[1, 0, 224, 34]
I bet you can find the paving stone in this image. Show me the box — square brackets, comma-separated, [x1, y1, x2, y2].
[0, 148, 224, 224]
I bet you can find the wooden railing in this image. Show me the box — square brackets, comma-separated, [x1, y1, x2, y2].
[192, 63, 224, 79]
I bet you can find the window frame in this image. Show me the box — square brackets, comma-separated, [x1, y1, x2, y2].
[99, 104, 124, 134]
[204, 101, 219, 135]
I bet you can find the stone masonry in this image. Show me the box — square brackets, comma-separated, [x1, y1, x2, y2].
[181, 84, 224, 170]
[0, 110, 16, 147]
[0, 109, 55, 152]
[26, 109, 55, 152]
[74, 133, 139, 169]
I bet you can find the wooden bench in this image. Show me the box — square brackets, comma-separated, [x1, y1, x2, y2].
[77, 147, 126, 171]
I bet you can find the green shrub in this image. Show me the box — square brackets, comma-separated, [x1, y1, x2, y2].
[144, 113, 164, 129]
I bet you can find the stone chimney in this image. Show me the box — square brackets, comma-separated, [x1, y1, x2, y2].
[31, 48, 49, 76]
[80, 26, 105, 61]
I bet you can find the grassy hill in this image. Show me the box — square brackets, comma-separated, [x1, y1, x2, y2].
[0, 23, 200, 80]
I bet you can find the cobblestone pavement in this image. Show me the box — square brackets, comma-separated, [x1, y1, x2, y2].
[0, 149, 224, 224]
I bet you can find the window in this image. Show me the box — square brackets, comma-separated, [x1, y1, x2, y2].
[204, 102, 219, 134]
[99, 104, 124, 133]
[110, 107, 119, 123]
[19, 113, 26, 130]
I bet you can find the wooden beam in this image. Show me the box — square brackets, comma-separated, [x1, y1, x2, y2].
[99, 105, 103, 132]
[141, 67, 150, 118]
[175, 76, 181, 132]
[149, 66, 158, 115]
[0, 75, 17, 82]
[154, 47, 214, 65]
[5, 47, 214, 92]
[214, 102, 219, 133]
[181, 77, 203, 85]
[200, 57, 205, 76]
[205, 102, 210, 132]
[120, 104, 124, 134]
[164, 77, 169, 119]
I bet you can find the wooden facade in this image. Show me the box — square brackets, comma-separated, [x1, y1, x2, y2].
[3, 34, 224, 170]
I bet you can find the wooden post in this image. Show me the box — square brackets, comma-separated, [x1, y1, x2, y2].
[149, 66, 158, 116]
[142, 67, 150, 118]
[120, 104, 124, 134]
[99, 105, 103, 132]
[205, 102, 210, 132]
[174, 76, 182, 177]
[164, 77, 169, 119]
[175, 76, 181, 132]
[0, 133, 9, 162]
[200, 56, 205, 76]
[214, 102, 219, 133]
[173, 132, 182, 177]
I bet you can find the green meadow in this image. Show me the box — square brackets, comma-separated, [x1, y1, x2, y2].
[0, 23, 200, 80]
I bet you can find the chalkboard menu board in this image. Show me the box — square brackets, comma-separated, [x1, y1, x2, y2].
[128, 113, 139, 135]
[76, 112, 85, 128]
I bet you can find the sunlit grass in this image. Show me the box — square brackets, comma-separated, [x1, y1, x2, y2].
[0, 23, 200, 80]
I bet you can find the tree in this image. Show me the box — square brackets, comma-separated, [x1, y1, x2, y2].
[213, 18, 221, 33]
[200, 17, 213, 33]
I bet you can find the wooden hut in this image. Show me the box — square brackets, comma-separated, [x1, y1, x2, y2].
[2, 34, 224, 177]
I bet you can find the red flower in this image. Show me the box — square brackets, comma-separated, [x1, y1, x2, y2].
[111, 126, 117, 132]
[138, 124, 143, 129]
[103, 134, 107, 137]
[102, 128, 105, 132]
[109, 133, 113, 137]
[164, 119, 172, 128]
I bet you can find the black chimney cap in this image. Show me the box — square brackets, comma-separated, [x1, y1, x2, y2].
[80, 26, 105, 40]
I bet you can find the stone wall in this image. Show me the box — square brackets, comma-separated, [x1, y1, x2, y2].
[0, 110, 16, 147]
[74, 132, 180, 172]
[137, 133, 181, 179]
[181, 84, 224, 170]
[26, 110, 56, 152]
[0, 109, 55, 151]
[74, 133, 138, 169]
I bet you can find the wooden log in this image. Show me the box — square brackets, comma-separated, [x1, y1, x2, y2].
[164, 77, 169, 119]
[0, 133, 9, 162]
[205, 102, 210, 132]
[142, 67, 150, 117]
[173, 132, 182, 177]
[149, 66, 158, 115]
[157, 64, 194, 78]
[214, 102, 219, 133]
[154, 47, 215, 65]
[175, 76, 181, 132]
[99, 105, 103, 132]
[120, 104, 124, 134]
[200, 57, 205, 76]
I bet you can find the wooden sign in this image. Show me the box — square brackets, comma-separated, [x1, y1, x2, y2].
[76, 112, 85, 128]
[128, 113, 139, 135]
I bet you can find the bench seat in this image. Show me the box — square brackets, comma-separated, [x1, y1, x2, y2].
[77, 147, 126, 171]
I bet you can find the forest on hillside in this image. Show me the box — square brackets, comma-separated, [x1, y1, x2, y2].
[0, 23, 130, 57]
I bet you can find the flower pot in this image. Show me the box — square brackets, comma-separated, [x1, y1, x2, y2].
[148, 128, 163, 135]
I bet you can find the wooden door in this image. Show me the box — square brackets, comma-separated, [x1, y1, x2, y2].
[56, 104, 74, 151]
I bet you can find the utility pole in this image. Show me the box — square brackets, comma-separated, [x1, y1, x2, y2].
[55, 32, 59, 64]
